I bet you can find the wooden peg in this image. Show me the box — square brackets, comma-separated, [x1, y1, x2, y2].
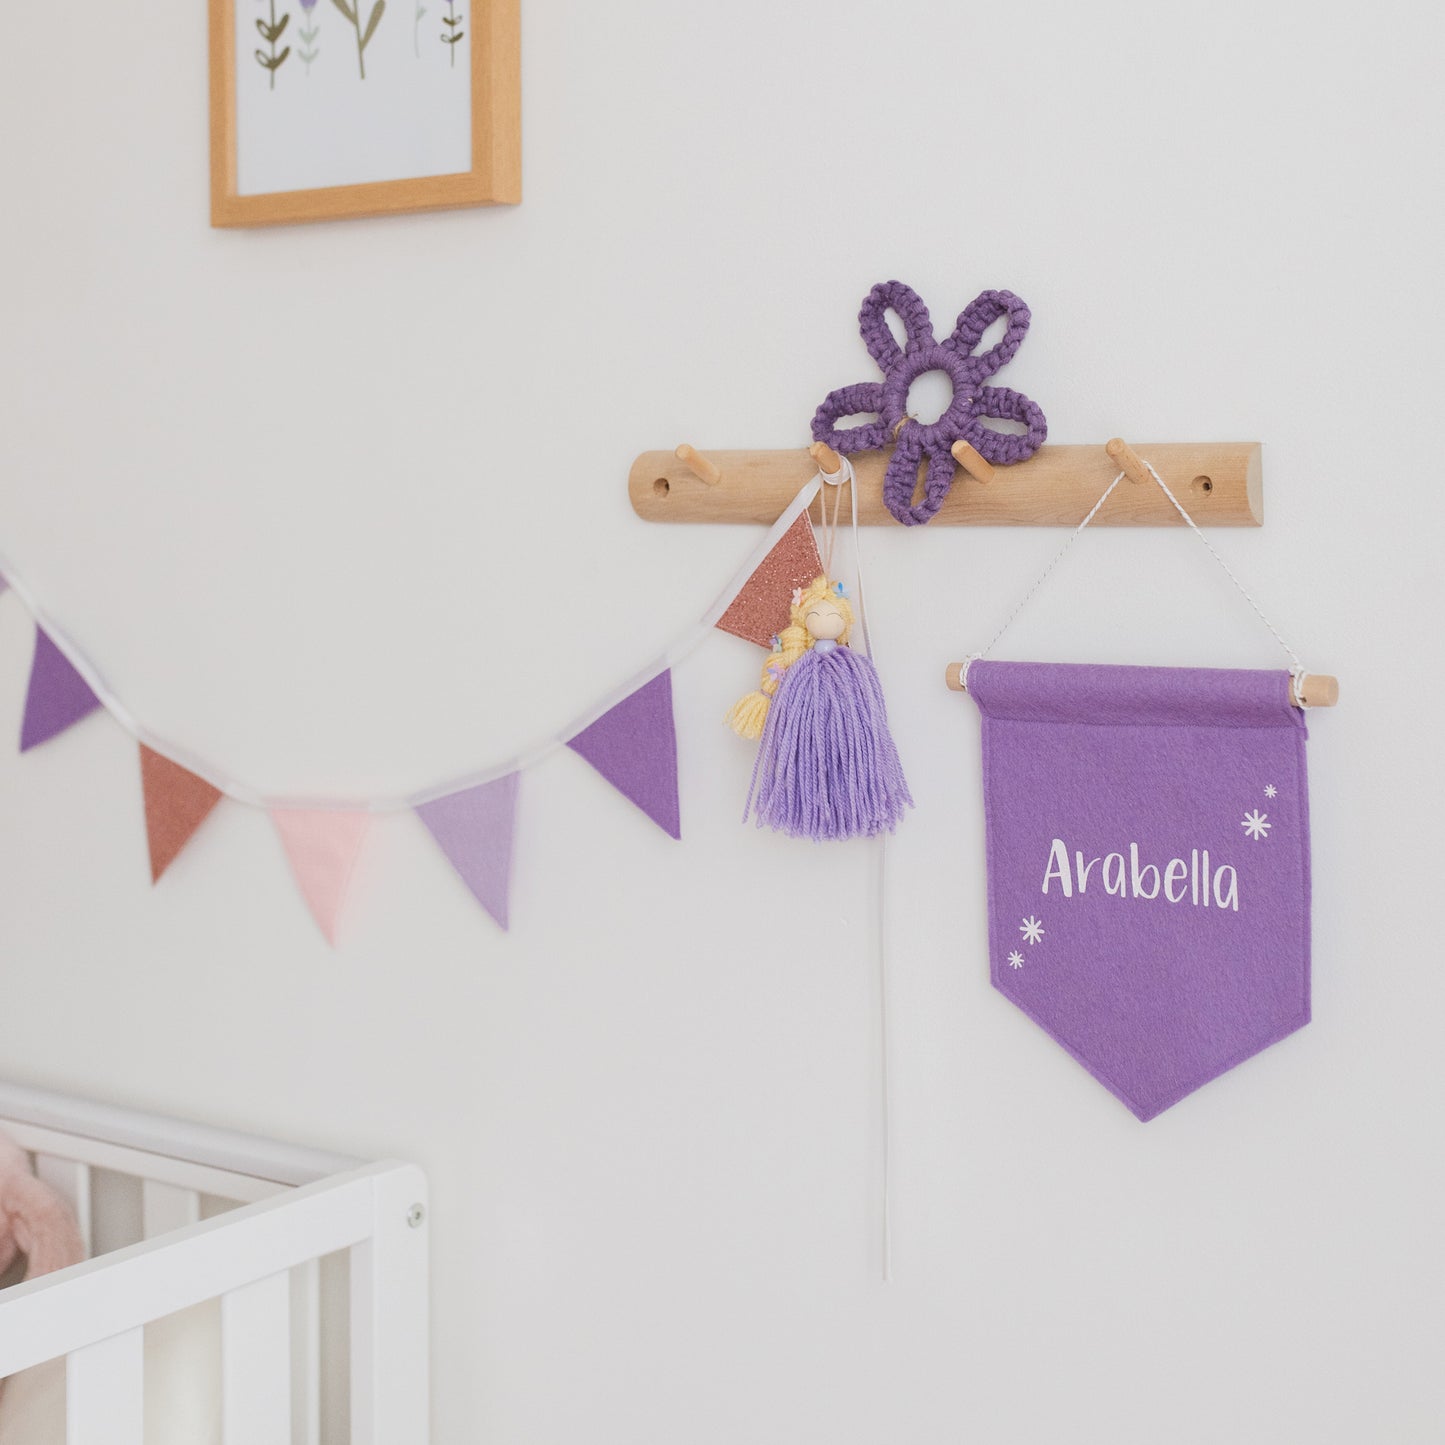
[1290, 673, 1339, 709]
[945, 662, 969, 692]
[674, 444, 721, 486]
[808, 440, 844, 476]
[950, 438, 996, 485]
[1105, 437, 1152, 486]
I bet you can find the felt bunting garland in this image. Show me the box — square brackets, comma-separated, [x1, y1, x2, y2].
[566, 671, 681, 839]
[269, 809, 371, 944]
[21, 628, 102, 752]
[139, 745, 223, 882]
[0, 479, 822, 941]
[415, 773, 520, 930]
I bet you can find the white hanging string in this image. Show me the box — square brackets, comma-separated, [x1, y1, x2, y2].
[0, 476, 824, 813]
[815, 454, 891, 1281]
[960, 461, 1314, 705]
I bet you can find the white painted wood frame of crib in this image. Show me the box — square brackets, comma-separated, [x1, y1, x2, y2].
[0, 1081, 429, 1444]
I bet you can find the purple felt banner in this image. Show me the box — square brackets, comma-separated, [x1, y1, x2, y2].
[968, 661, 1311, 1121]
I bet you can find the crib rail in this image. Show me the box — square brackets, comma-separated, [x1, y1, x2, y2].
[0, 1084, 429, 1443]
[0, 1161, 428, 1442]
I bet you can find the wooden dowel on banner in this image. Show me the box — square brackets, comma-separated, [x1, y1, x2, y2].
[631, 442, 1263, 526]
[674, 444, 721, 486]
[946, 662, 1339, 709]
[1105, 437, 1152, 486]
[950, 438, 996, 484]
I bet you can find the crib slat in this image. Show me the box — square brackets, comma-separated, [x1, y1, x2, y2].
[142, 1179, 200, 1239]
[291, 1258, 321, 1445]
[67, 1328, 144, 1445]
[222, 1270, 292, 1445]
[350, 1167, 429, 1445]
[35, 1155, 92, 1255]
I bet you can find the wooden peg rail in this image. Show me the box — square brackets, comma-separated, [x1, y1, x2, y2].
[943, 661, 1339, 709]
[632, 441, 1263, 527]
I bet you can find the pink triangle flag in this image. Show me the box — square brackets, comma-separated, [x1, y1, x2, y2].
[566, 670, 681, 839]
[21, 627, 103, 752]
[269, 808, 371, 944]
[415, 773, 520, 930]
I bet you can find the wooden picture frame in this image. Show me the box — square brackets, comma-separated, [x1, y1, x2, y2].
[209, 0, 519, 227]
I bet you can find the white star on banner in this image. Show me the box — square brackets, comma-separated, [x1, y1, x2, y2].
[1242, 809, 1271, 841]
[1264, 784, 1278, 799]
[1007, 951, 1025, 969]
[1020, 916, 1045, 945]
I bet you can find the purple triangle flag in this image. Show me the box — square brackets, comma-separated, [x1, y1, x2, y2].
[415, 773, 520, 931]
[566, 670, 681, 839]
[21, 627, 103, 752]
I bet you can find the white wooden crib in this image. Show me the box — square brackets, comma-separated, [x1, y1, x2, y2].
[0, 1081, 428, 1443]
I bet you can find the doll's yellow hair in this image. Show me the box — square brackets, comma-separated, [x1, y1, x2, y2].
[725, 576, 853, 739]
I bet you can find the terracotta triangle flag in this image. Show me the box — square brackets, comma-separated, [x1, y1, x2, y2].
[715, 510, 822, 648]
[140, 746, 223, 882]
[415, 773, 520, 931]
[269, 808, 371, 944]
[566, 670, 681, 839]
[21, 628, 103, 752]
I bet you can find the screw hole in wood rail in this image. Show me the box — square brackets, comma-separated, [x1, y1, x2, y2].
[653, 477, 670, 497]
[1193, 475, 1213, 494]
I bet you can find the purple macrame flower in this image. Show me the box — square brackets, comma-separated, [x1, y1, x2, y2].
[812, 281, 1047, 526]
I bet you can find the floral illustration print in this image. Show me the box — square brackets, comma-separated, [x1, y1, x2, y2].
[441, 0, 464, 65]
[331, 0, 386, 79]
[297, 0, 321, 74]
[255, 1, 292, 89]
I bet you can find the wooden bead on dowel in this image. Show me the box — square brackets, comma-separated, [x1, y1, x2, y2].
[674, 444, 721, 486]
[1291, 673, 1339, 708]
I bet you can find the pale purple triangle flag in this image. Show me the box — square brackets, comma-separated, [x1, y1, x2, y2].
[21, 627, 103, 752]
[566, 670, 681, 839]
[415, 773, 520, 931]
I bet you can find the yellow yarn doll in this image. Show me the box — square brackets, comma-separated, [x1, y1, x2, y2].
[727, 576, 911, 840]
[726, 576, 852, 740]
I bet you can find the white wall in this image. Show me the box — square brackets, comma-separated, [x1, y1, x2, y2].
[1, 2, 1441, 1440]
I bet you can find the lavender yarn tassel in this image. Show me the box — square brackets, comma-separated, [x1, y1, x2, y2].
[745, 644, 913, 840]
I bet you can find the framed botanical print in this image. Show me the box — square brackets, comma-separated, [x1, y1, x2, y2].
[208, 0, 519, 227]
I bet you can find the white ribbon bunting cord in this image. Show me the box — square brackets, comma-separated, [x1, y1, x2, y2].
[0, 478, 824, 812]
